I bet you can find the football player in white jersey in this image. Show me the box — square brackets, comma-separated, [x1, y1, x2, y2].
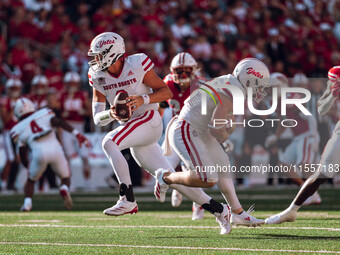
[156, 58, 270, 227]
[163, 53, 265, 226]
[10, 98, 90, 211]
[265, 66, 340, 224]
[88, 32, 235, 234]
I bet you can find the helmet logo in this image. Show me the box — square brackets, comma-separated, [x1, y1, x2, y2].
[96, 39, 115, 49]
[246, 67, 264, 79]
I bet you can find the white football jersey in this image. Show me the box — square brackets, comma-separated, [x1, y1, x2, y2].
[88, 53, 158, 118]
[179, 74, 245, 132]
[10, 108, 57, 147]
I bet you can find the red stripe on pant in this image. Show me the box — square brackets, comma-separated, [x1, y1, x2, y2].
[112, 111, 149, 143]
[116, 111, 154, 146]
[181, 120, 206, 182]
[181, 121, 197, 166]
[186, 122, 207, 182]
[112, 111, 154, 146]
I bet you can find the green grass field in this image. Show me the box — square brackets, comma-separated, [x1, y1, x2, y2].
[1, 187, 339, 254]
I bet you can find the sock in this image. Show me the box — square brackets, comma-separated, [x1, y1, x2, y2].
[217, 177, 242, 211]
[119, 184, 135, 202]
[237, 210, 244, 215]
[102, 139, 132, 185]
[169, 184, 212, 205]
[288, 203, 301, 212]
[193, 202, 202, 210]
[24, 197, 32, 205]
[60, 184, 69, 191]
[201, 199, 223, 214]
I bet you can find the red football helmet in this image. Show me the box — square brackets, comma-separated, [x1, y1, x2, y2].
[328, 66, 340, 83]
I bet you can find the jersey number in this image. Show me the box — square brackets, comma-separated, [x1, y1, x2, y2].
[116, 90, 128, 95]
[30, 120, 43, 133]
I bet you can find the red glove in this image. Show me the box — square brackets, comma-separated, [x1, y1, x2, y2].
[331, 82, 340, 97]
[73, 131, 92, 148]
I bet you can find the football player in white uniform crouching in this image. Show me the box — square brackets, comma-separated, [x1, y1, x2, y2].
[10, 98, 90, 211]
[156, 58, 269, 227]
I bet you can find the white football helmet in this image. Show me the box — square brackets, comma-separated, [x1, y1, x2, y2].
[14, 97, 36, 119]
[64, 71, 81, 83]
[6, 78, 23, 89]
[292, 73, 308, 86]
[88, 32, 125, 72]
[170, 52, 197, 85]
[233, 58, 270, 103]
[270, 72, 288, 88]
[32, 75, 49, 86]
[31, 75, 48, 95]
[6, 78, 23, 98]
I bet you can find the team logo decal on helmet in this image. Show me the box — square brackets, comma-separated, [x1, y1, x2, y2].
[233, 58, 270, 103]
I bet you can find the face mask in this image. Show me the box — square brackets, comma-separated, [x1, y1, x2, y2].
[178, 77, 191, 85]
[36, 88, 45, 95]
[10, 91, 21, 98]
[68, 86, 77, 93]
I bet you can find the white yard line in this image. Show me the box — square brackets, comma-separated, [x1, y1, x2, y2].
[0, 242, 339, 253]
[1, 224, 340, 231]
[19, 220, 61, 223]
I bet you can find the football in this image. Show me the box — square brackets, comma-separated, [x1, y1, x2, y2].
[113, 92, 132, 122]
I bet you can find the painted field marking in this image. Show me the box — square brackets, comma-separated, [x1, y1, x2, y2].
[0, 242, 339, 254]
[1, 224, 340, 232]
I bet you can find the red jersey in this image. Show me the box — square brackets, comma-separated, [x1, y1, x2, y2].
[60, 91, 88, 122]
[45, 69, 64, 92]
[0, 96, 18, 130]
[163, 73, 193, 116]
[28, 94, 48, 110]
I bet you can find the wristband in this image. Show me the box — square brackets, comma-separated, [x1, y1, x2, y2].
[142, 94, 150, 105]
[72, 129, 80, 136]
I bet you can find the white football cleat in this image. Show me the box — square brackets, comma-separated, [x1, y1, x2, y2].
[20, 203, 32, 212]
[154, 169, 169, 202]
[265, 207, 297, 224]
[302, 191, 322, 206]
[103, 196, 138, 216]
[171, 189, 183, 207]
[215, 204, 232, 235]
[231, 204, 264, 227]
[59, 185, 73, 210]
[192, 202, 204, 220]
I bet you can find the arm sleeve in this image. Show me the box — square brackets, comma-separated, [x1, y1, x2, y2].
[92, 102, 115, 126]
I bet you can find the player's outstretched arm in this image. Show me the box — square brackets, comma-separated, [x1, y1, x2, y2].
[317, 81, 337, 115]
[127, 69, 173, 111]
[50, 116, 91, 148]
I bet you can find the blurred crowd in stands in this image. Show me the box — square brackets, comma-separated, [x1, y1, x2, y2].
[1, 0, 340, 190]
[1, 0, 340, 93]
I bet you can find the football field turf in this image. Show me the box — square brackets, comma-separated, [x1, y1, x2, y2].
[0, 187, 339, 254]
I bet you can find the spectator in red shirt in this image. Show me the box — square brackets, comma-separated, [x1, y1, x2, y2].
[45, 58, 64, 93]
